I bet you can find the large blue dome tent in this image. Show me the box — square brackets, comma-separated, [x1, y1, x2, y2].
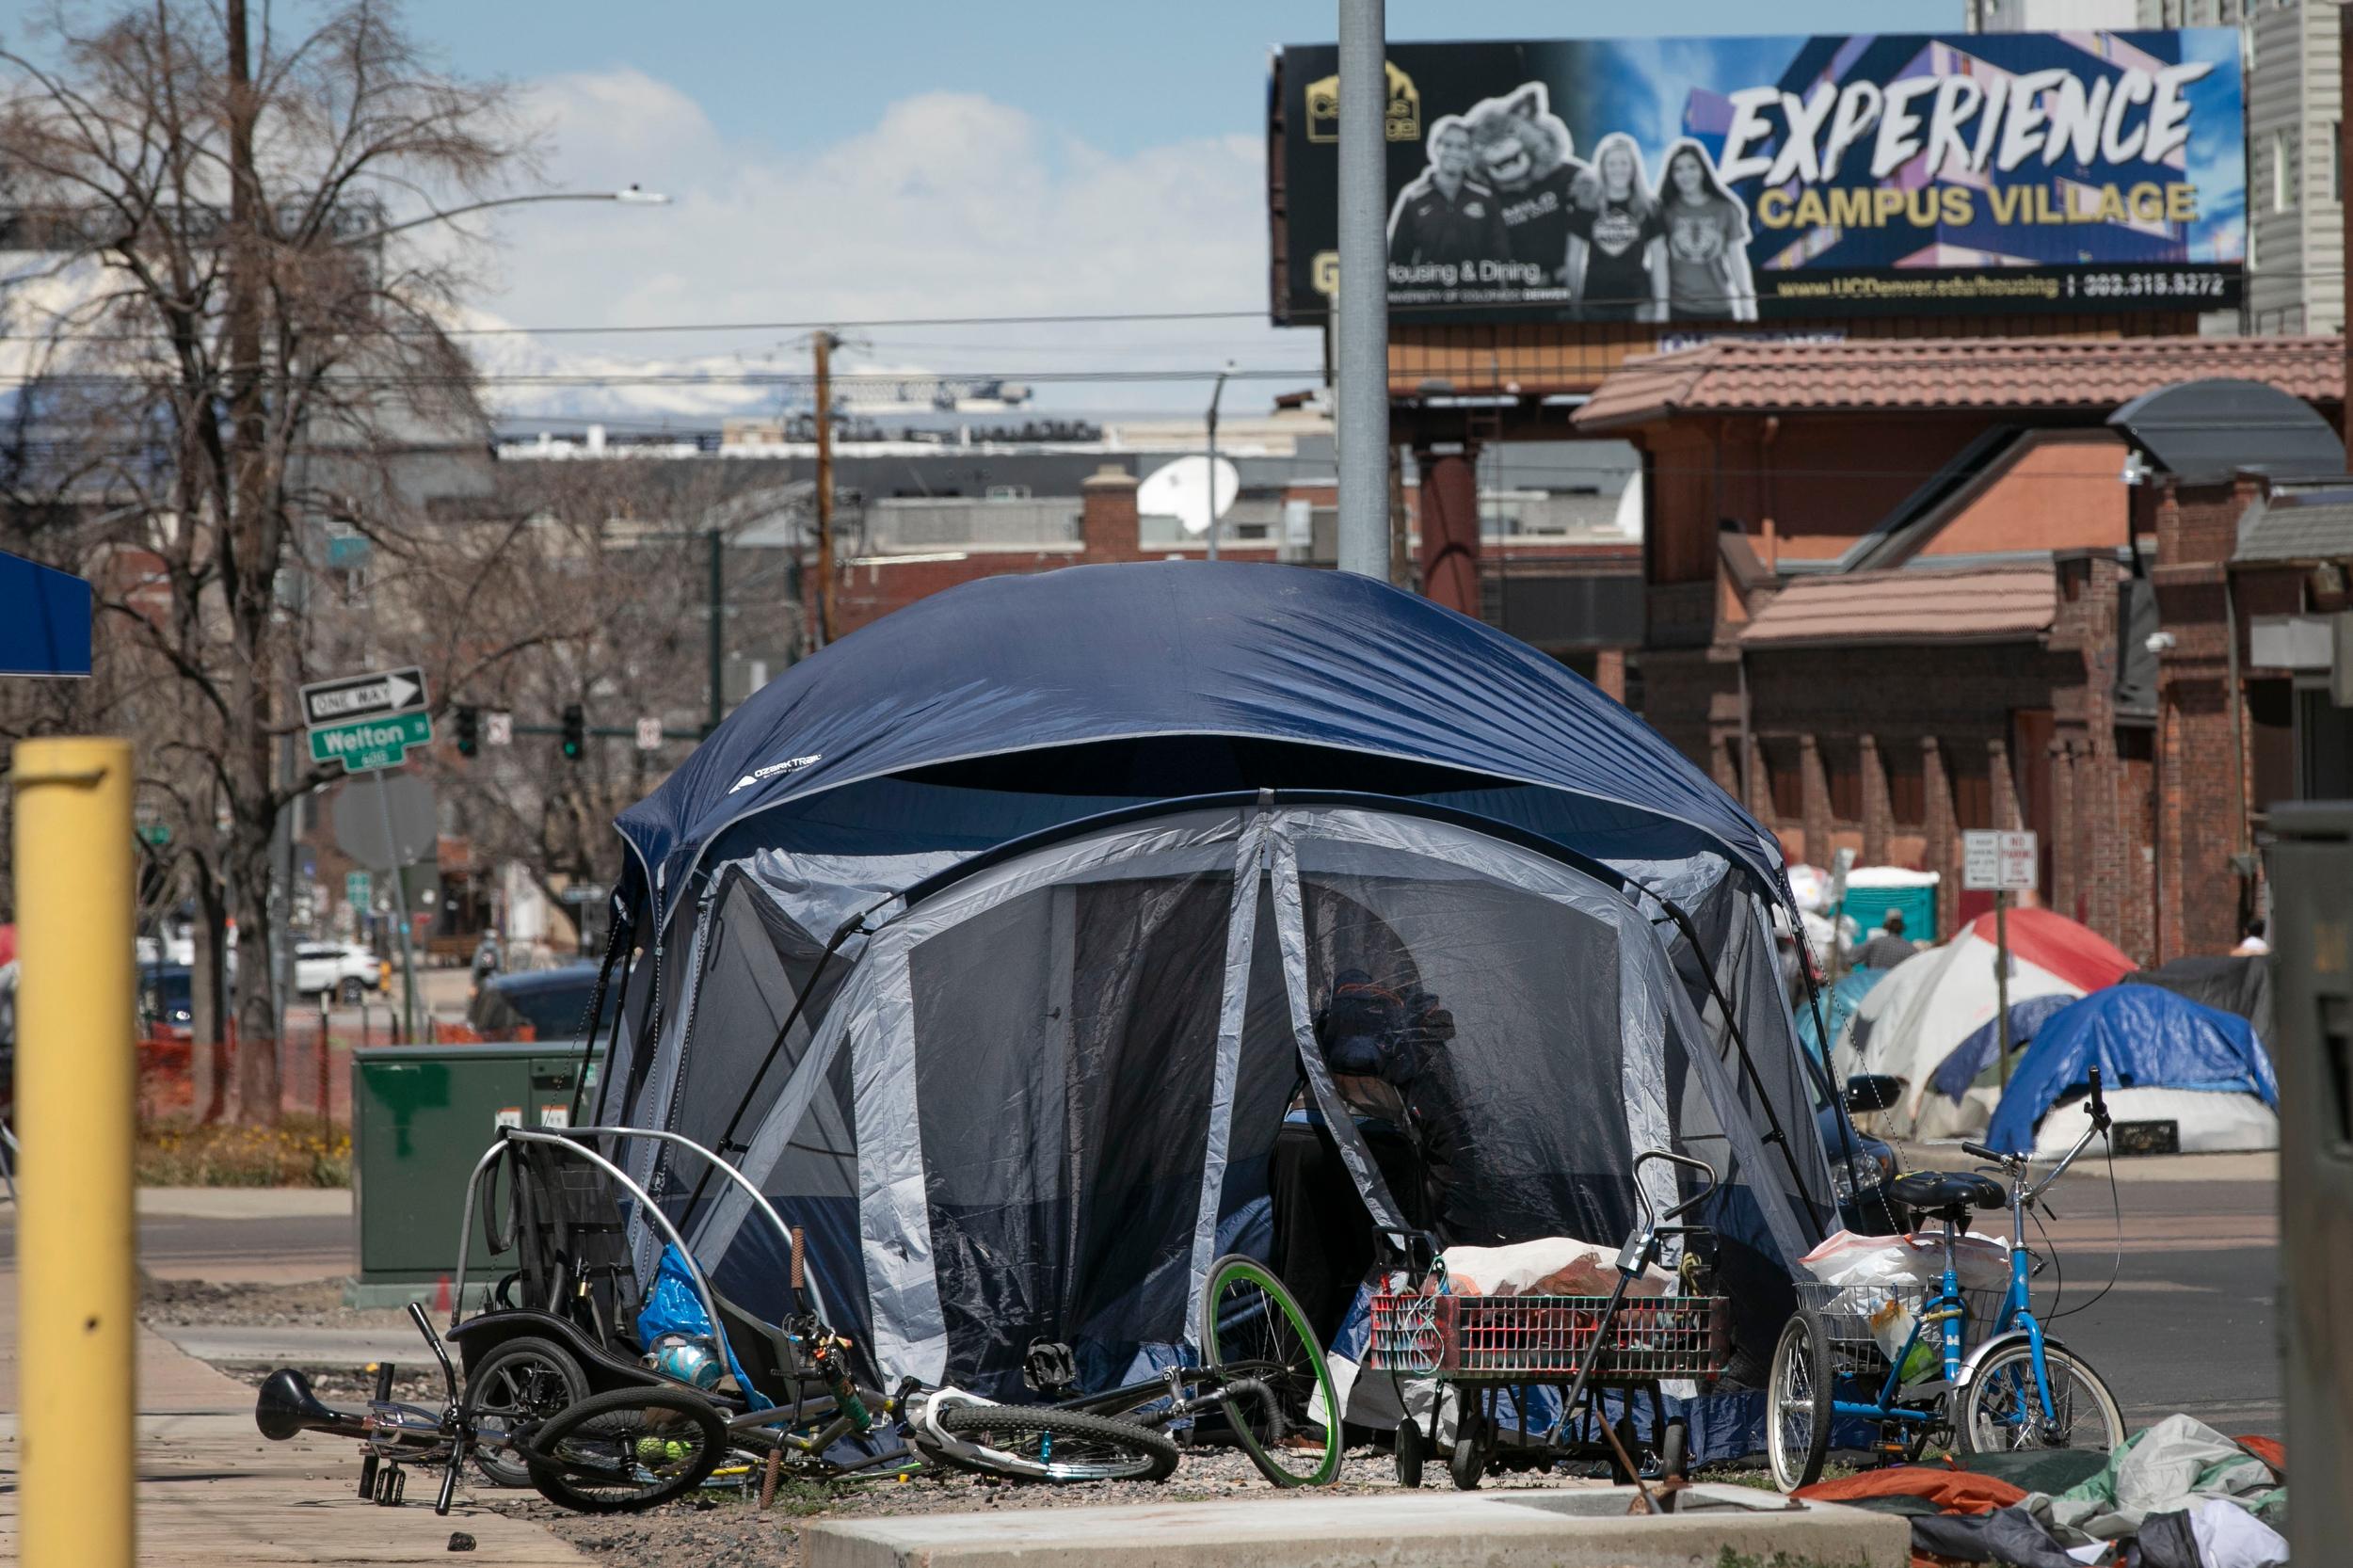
[584, 562, 1844, 1403]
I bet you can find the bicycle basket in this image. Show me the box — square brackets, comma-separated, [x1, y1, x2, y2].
[1796, 1279, 2009, 1381]
[1367, 1291, 1728, 1382]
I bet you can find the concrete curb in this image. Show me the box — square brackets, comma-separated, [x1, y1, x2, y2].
[804, 1483, 1911, 1567]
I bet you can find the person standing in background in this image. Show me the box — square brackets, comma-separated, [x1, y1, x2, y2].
[1565, 134, 1665, 323]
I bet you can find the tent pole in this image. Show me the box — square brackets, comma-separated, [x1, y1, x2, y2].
[670, 907, 874, 1238]
[1645, 889, 1832, 1240]
[567, 909, 633, 1128]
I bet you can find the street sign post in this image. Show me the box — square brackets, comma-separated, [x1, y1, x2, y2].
[303, 666, 432, 1038]
[1962, 829, 2039, 1086]
[344, 871, 372, 911]
[635, 716, 663, 751]
[485, 711, 513, 748]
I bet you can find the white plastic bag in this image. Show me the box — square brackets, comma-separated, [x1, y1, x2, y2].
[1800, 1227, 2012, 1293]
[1438, 1236, 1674, 1298]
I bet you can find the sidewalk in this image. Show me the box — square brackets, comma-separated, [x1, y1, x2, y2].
[0, 1257, 584, 1564]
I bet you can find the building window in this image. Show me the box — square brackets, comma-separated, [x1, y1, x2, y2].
[1952, 748, 1993, 833]
[1888, 746, 1927, 827]
[2273, 129, 2295, 213]
[1761, 738, 1803, 823]
[1824, 739, 1863, 824]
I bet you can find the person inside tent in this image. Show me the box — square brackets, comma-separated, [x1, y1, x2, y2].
[1268, 970, 1461, 1343]
[1854, 909, 1917, 970]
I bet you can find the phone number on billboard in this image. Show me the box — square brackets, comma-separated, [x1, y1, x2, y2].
[2068, 271, 2233, 300]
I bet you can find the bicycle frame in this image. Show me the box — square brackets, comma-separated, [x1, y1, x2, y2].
[1827, 1093, 2112, 1437]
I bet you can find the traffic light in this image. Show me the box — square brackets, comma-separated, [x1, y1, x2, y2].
[560, 703, 585, 760]
[454, 705, 479, 758]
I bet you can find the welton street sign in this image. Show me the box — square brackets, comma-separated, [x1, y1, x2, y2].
[302, 664, 432, 774]
[309, 710, 433, 772]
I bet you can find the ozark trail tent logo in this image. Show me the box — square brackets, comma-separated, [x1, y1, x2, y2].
[728, 753, 822, 794]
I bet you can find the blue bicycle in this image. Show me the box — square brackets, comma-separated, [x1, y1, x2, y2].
[1768, 1066, 2127, 1490]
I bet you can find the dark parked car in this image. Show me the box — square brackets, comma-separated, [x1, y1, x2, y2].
[465, 963, 607, 1043]
[138, 964, 196, 1042]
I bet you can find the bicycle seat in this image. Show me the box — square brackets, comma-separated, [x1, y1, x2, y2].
[1889, 1170, 2007, 1218]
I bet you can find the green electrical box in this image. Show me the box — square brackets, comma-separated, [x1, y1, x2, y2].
[350, 1043, 597, 1297]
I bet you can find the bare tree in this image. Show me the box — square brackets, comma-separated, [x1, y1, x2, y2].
[0, 0, 533, 1119]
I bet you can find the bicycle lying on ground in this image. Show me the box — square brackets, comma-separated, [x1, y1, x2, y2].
[1768, 1066, 2127, 1491]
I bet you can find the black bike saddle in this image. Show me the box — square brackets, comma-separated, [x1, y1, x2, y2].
[1889, 1170, 2007, 1219]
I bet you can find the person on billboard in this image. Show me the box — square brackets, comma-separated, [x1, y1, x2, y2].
[1565, 133, 1665, 323]
[1385, 115, 1508, 276]
[1464, 82, 1584, 287]
[1656, 138, 1758, 322]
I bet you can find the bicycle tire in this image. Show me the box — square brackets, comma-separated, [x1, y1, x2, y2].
[1955, 1341, 2126, 1458]
[521, 1384, 728, 1513]
[1197, 1254, 1342, 1488]
[930, 1402, 1178, 1482]
[1766, 1306, 1833, 1493]
[465, 1336, 590, 1489]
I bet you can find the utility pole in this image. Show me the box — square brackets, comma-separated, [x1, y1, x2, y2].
[813, 331, 838, 648]
[2341, 19, 2352, 452]
[1205, 361, 1233, 561]
[1335, 0, 1390, 580]
[705, 528, 724, 734]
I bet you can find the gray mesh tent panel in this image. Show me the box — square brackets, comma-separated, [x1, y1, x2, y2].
[616, 803, 1824, 1396]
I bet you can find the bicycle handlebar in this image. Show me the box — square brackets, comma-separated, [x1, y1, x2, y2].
[2087, 1064, 2109, 1128]
[1962, 1142, 2013, 1166]
[1634, 1149, 1720, 1224]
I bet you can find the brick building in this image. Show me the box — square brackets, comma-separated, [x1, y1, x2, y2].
[2113, 379, 2353, 956]
[1572, 335, 2344, 960]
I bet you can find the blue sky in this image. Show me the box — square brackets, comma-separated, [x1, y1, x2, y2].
[400, 2, 1960, 163]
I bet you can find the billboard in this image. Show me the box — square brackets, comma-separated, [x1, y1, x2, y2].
[1271, 32, 2245, 325]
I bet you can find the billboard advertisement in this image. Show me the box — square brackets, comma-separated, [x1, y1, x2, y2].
[1271, 32, 2245, 325]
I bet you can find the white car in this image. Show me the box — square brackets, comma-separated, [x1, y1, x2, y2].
[295, 941, 381, 1004]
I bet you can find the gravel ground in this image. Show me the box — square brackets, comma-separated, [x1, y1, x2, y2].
[490, 1446, 1611, 1568]
[149, 1274, 1675, 1565]
[141, 1274, 417, 1333]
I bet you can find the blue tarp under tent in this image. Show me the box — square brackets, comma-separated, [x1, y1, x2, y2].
[582, 562, 1849, 1452]
[1984, 986, 2280, 1158]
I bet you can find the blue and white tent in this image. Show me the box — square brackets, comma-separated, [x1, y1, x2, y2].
[1985, 986, 2279, 1158]
[589, 562, 1843, 1400]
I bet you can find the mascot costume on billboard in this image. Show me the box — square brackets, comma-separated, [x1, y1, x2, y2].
[1465, 83, 1586, 286]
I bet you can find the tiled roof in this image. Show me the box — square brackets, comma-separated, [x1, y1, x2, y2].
[1573, 336, 2344, 431]
[1737, 563, 2056, 648]
[2235, 484, 2353, 563]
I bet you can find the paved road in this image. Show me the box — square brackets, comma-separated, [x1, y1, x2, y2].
[2029, 1173, 2281, 1436]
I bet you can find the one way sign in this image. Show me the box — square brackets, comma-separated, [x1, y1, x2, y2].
[300, 665, 428, 728]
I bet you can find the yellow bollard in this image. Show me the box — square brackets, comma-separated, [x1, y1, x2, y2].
[14, 738, 136, 1568]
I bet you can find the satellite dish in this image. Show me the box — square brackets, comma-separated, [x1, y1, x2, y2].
[1137, 456, 1240, 536]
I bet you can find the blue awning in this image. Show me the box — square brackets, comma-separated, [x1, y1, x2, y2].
[0, 550, 91, 678]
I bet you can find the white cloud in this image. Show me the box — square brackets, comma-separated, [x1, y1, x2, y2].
[458, 71, 1293, 417]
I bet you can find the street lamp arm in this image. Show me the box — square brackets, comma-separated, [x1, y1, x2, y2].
[340, 186, 669, 246]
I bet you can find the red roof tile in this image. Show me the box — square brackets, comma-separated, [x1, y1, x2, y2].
[1572, 335, 2344, 431]
[1737, 564, 2056, 648]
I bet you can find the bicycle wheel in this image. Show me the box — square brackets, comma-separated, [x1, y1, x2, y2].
[931, 1402, 1179, 1482]
[1197, 1254, 1341, 1487]
[1956, 1341, 2126, 1457]
[465, 1336, 589, 1488]
[522, 1384, 728, 1513]
[1766, 1306, 1833, 1493]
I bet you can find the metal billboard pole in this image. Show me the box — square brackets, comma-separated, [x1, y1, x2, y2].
[1335, 0, 1389, 580]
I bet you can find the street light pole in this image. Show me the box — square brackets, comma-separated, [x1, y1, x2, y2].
[1205, 360, 1234, 561]
[335, 186, 670, 247]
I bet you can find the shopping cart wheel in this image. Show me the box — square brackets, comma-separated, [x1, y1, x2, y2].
[1659, 1416, 1689, 1481]
[1394, 1416, 1424, 1488]
[1447, 1412, 1486, 1491]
